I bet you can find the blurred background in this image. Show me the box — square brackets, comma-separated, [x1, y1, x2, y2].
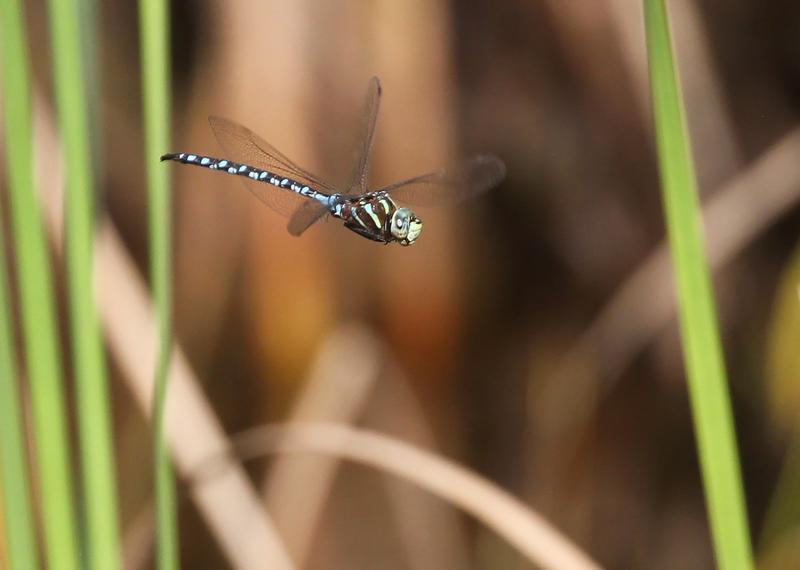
[7, 0, 800, 568]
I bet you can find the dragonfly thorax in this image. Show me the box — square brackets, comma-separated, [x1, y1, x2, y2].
[336, 194, 423, 245]
[390, 207, 423, 246]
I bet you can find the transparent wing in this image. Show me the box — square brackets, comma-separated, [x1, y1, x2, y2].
[346, 77, 382, 195]
[377, 154, 506, 207]
[287, 201, 329, 236]
[208, 116, 338, 217]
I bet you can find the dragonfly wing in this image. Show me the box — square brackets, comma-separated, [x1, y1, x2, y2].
[208, 116, 337, 217]
[346, 77, 382, 195]
[209, 116, 335, 191]
[287, 201, 329, 236]
[379, 154, 506, 207]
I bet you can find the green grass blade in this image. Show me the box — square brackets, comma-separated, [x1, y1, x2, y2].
[138, 0, 177, 567]
[0, 155, 39, 570]
[45, 0, 121, 567]
[643, 1, 754, 568]
[0, 0, 80, 567]
[0, 7, 41, 570]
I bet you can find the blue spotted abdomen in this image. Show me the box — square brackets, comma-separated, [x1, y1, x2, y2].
[160, 152, 326, 202]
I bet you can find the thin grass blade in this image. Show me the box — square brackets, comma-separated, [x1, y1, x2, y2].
[45, 0, 121, 567]
[138, 0, 178, 567]
[644, 1, 753, 568]
[0, 0, 80, 567]
[0, 174, 39, 570]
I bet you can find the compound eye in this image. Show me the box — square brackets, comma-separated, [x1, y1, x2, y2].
[396, 218, 403, 228]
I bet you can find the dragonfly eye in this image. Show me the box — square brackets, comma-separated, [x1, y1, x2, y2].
[389, 208, 422, 244]
[390, 208, 413, 240]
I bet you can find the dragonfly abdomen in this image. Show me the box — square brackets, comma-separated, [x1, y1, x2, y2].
[160, 152, 327, 202]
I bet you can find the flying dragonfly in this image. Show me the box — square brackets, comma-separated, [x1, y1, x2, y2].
[161, 77, 506, 246]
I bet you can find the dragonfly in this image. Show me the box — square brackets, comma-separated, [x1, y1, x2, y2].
[161, 77, 506, 246]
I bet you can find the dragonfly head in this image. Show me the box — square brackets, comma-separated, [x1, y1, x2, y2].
[390, 207, 423, 246]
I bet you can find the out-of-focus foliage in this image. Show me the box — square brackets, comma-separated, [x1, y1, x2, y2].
[759, 525, 800, 570]
[766, 243, 800, 433]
